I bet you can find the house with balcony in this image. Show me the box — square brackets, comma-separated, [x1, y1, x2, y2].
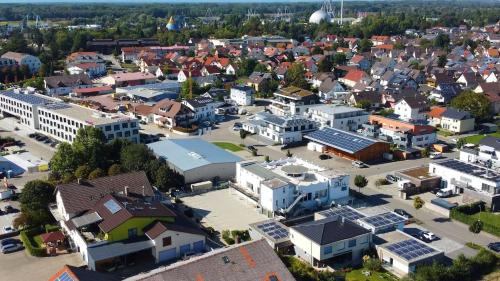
[269, 86, 320, 116]
[53, 172, 206, 271]
[290, 216, 372, 267]
[242, 112, 318, 144]
[394, 96, 429, 122]
[236, 158, 350, 217]
[460, 136, 500, 169]
[181, 97, 217, 121]
[429, 159, 500, 211]
[309, 104, 369, 131]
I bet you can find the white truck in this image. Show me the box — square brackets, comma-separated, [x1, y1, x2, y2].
[436, 187, 454, 198]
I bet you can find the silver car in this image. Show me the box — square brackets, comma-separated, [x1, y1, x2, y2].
[1, 243, 23, 254]
[352, 161, 367, 168]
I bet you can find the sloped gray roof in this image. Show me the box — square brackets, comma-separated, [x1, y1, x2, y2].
[292, 217, 370, 245]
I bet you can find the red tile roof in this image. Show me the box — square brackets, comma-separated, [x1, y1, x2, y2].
[343, 69, 366, 82]
[427, 106, 447, 118]
[40, 231, 65, 244]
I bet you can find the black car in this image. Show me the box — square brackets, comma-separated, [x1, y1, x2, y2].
[319, 154, 332, 160]
[386, 174, 398, 182]
[247, 145, 257, 152]
[394, 208, 413, 219]
[488, 242, 500, 252]
[4, 205, 14, 213]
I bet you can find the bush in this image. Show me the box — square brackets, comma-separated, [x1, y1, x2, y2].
[88, 168, 104, 180]
[20, 228, 46, 257]
[363, 257, 382, 272]
[222, 230, 235, 245]
[44, 224, 59, 233]
[375, 178, 389, 187]
[450, 202, 500, 237]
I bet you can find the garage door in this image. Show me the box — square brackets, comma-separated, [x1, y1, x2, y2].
[158, 248, 177, 263]
[193, 240, 204, 252]
[179, 244, 191, 256]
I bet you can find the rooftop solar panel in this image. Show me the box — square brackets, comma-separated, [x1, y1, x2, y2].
[305, 127, 376, 154]
[255, 220, 289, 241]
[1, 91, 52, 105]
[361, 212, 406, 228]
[319, 206, 366, 221]
[55, 272, 76, 281]
[386, 239, 437, 261]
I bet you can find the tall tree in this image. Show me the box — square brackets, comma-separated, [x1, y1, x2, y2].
[72, 127, 107, 169]
[285, 62, 309, 89]
[19, 180, 55, 226]
[450, 90, 491, 121]
[49, 142, 79, 175]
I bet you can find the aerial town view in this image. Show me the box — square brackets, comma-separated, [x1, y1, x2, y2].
[0, 0, 499, 280]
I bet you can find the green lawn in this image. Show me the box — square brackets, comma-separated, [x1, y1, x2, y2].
[212, 142, 243, 152]
[437, 129, 454, 137]
[346, 268, 398, 281]
[462, 132, 500, 145]
[470, 212, 500, 229]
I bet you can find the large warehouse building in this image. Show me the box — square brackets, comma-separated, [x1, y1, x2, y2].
[305, 127, 390, 162]
[148, 138, 242, 184]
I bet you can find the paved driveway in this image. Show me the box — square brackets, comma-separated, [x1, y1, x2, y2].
[181, 189, 268, 232]
[0, 247, 85, 281]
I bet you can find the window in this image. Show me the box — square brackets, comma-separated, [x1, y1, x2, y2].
[105, 125, 111, 131]
[323, 245, 333, 255]
[348, 239, 356, 248]
[114, 124, 120, 130]
[162, 236, 172, 247]
[122, 123, 129, 128]
[128, 228, 137, 238]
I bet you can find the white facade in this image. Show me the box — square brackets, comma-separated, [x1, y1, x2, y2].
[394, 99, 426, 122]
[309, 105, 369, 131]
[1, 52, 41, 73]
[230, 86, 254, 106]
[236, 158, 350, 217]
[67, 63, 106, 78]
[0, 90, 49, 130]
[182, 98, 217, 121]
[37, 103, 139, 144]
[440, 116, 475, 133]
[149, 229, 205, 263]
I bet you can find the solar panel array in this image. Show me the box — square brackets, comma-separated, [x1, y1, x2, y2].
[256, 221, 289, 240]
[305, 127, 375, 154]
[103, 199, 122, 214]
[386, 239, 437, 261]
[54, 272, 76, 281]
[437, 159, 500, 181]
[361, 212, 406, 228]
[43, 103, 72, 110]
[320, 207, 366, 221]
[2, 91, 52, 105]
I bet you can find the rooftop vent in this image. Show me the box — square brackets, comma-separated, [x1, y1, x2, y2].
[222, 256, 231, 264]
[188, 151, 203, 159]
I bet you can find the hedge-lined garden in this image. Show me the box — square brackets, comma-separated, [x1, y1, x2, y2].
[450, 201, 500, 237]
[20, 228, 46, 257]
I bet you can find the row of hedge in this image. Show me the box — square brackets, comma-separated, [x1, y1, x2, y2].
[450, 202, 500, 237]
[19, 228, 46, 257]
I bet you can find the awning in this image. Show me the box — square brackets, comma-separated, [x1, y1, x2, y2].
[71, 212, 102, 228]
[87, 238, 154, 262]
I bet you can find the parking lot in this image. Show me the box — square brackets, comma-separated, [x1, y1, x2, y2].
[181, 189, 268, 233]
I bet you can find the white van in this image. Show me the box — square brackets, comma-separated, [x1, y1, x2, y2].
[436, 188, 453, 198]
[429, 152, 442, 159]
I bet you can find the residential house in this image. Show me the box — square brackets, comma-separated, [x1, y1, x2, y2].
[236, 158, 349, 217]
[318, 78, 349, 101]
[243, 112, 317, 144]
[440, 108, 475, 133]
[230, 85, 255, 106]
[460, 136, 500, 169]
[428, 83, 462, 103]
[0, 51, 41, 73]
[456, 72, 482, 89]
[269, 86, 320, 116]
[348, 91, 382, 109]
[309, 104, 369, 131]
[182, 97, 217, 121]
[290, 216, 371, 267]
[339, 69, 372, 88]
[426, 106, 447, 126]
[44, 74, 94, 96]
[67, 62, 107, 78]
[102, 72, 157, 88]
[247, 71, 272, 92]
[66, 52, 104, 65]
[348, 55, 371, 71]
[394, 96, 429, 122]
[55, 172, 207, 270]
[474, 82, 500, 114]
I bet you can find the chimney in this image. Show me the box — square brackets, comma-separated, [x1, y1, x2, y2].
[142, 186, 146, 197]
[77, 178, 82, 185]
[341, 216, 345, 224]
[124, 186, 129, 197]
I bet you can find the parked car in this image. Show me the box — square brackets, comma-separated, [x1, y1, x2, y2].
[352, 161, 367, 168]
[0, 238, 20, 247]
[4, 205, 14, 213]
[436, 189, 453, 198]
[386, 174, 398, 182]
[487, 242, 500, 252]
[394, 208, 413, 219]
[247, 145, 257, 152]
[429, 152, 442, 159]
[319, 154, 331, 160]
[232, 124, 242, 131]
[418, 231, 437, 242]
[430, 188, 440, 194]
[1, 243, 23, 254]
[2, 225, 16, 234]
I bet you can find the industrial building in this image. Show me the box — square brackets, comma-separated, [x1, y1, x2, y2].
[148, 139, 242, 184]
[305, 127, 390, 162]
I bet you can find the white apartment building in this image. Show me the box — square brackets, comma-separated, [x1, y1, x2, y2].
[429, 159, 500, 211]
[38, 103, 139, 143]
[236, 157, 350, 217]
[0, 90, 52, 129]
[242, 112, 318, 144]
[230, 85, 254, 106]
[394, 96, 428, 122]
[309, 105, 369, 131]
[269, 86, 320, 116]
[460, 136, 500, 169]
[181, 97, 217, 121]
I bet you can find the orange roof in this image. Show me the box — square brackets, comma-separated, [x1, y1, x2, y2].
[376, 44, 394, 50]
[343, 69, 366, 82]
[427, 106, 447, 118]
[487, 48, 499, 58]
[40, 231, 65, 244]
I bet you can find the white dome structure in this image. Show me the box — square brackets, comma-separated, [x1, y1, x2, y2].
[309, 9, 331, 24]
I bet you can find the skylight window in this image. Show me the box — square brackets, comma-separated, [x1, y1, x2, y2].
[103, 199, 122, 214]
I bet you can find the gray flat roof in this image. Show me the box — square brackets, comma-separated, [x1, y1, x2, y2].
[311, 104, 367, 115]
[148, 139, 242, 172]
[433, 159, 500, 182]
[88, 237, 153, 262]
[240, 161, 287, 182]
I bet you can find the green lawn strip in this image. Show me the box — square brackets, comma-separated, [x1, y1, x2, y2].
[32, 234, 45, 248]
[212, 142, 243, 152]
[346, 268, 397, 281]
[462, 132, 500, 145]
